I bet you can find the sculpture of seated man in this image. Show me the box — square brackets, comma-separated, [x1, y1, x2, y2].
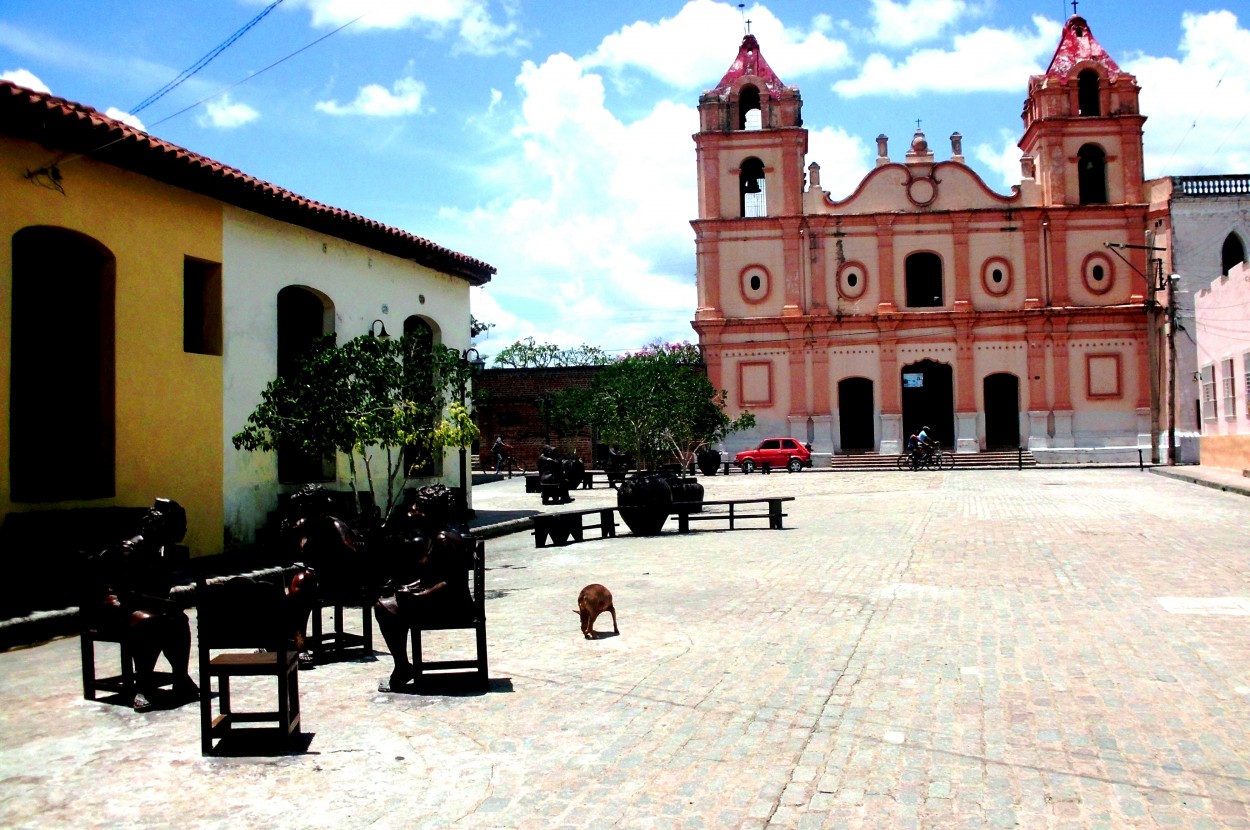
[84, 498, 199, 712]
[373, 485, 476, 692]
[280, 484, 375, 667]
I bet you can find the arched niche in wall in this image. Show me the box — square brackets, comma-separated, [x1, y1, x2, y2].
[11, 226, 116, 501]
[276, 284, 336, 483]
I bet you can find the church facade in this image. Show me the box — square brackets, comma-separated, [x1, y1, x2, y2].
[692, 16, 1156, 457]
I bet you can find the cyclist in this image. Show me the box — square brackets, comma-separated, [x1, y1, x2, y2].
[491, 436, 511, 474]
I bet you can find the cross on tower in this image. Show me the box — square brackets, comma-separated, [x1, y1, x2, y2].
[1071, 0, 1079, 15]
[915, 118, 922, 132]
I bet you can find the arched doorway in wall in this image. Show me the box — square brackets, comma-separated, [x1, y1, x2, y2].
[276, 285, 335, 483]
[900, 360, 954, 449]
[837, 377, 875, 452]
[983, 373, 1021, 449]
[11, 226, 116, 501]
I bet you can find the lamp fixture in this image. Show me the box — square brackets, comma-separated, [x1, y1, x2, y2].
[369, 319, 391, 340]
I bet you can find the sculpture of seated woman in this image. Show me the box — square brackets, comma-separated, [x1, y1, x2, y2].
[280, 484, 376, 667]
[373, 485, 476, 692]
[84, 498, 199, 712]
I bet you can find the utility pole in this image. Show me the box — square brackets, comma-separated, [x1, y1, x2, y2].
[1167, 274, 1179, 465]
[1146, 265, 1161, 464]
[1105, 241, 1168, 465]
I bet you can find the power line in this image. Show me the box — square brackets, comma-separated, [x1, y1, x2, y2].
[147, 11, 369, 130]
[129, 0, 286, 115]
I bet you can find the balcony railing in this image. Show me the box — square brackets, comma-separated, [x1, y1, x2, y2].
[1174, 175, 1250, 196]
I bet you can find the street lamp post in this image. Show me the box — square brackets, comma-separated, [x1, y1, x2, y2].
[459, 347, 484, 518]
[536, 392, 554, 444]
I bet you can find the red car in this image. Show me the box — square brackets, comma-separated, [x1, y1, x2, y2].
[734, 438, 812, 473]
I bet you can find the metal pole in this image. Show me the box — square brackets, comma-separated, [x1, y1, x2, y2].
[1167, 275, 1178, 465]
[459, 373, 468, 517]
[1147, 265, 1161, 465]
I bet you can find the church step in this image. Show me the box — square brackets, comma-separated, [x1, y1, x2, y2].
[826, 450, 1038, 471]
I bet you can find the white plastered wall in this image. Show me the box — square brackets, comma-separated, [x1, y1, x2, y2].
[221, 208, 472, 548]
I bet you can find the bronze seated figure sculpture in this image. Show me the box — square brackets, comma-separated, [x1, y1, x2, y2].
[280, 484, 377, 667]
[373, 485, 478, 692]
[537, 444, 584, 505]
[83, 498, 200, 712]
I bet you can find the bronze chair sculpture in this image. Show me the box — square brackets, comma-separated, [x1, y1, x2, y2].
[374, 485, 487, 692]
[81, 498, 199, 712]
[197, 574, 301, 755]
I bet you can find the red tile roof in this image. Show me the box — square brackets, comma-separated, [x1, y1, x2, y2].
[709, 34, 790, 101]
[0, 80, 494, 286]
[1043, 15, 1122, 82]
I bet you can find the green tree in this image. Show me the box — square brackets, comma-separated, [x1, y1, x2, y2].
[493, 336, 612, 368]
[470, 315, 494, 339]
[556, 340, 754, 470]
[232, 333, 479, 521]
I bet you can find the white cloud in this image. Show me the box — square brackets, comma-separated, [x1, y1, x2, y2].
[442, 54, 699, 352]
[197, 94, 259, 129]
[581, 0, 851, 88]
[104, 107, 146, 131]
[805, 126, 872, 200]
[835, 15, 1060, 96]
[868, 0, 970, 46]
[972, 128, 1024, 191]
[1128, 10, 1250, 176]
[315, 77, 428, 117]
[1, 67, 49, 93]
[289, 0, 523, 55]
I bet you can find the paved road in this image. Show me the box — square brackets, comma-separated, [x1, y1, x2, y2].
[1, 468, 1248, 829]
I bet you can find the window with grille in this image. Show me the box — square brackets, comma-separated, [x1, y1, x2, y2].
[1243, 353, 1250, 416]
[1223, 358, 1237, 417]
[1201, 364, 1217, 421]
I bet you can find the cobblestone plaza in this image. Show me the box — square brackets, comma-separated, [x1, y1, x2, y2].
[1, 468, 1247, 829]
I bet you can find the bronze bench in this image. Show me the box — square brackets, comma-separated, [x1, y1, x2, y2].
[670, 497, 794, 533]
[532, 508, 619, 548]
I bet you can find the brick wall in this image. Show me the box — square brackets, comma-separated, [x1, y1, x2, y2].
[473, 366, 602, 468]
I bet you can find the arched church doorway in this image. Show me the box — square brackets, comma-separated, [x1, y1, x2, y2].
[837, 377, 875, 452]
[901, 360, 954, 448]
[983, 373, 1020, 449]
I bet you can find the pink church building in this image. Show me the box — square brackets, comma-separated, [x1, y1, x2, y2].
[692, 15, 1159, 459]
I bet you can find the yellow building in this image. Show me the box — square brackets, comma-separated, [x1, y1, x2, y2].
[1, 81, 493, 583]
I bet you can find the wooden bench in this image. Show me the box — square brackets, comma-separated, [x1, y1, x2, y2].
[670, 497, 794, 533]
[532, 508, 618, 548]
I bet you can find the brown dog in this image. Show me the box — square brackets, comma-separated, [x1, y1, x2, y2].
[577, 584, 618, 639]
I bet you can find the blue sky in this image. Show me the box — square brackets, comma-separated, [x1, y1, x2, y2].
[3, 1, 1249, 361]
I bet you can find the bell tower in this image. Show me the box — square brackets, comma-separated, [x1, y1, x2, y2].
[692, 34, 807, 324]
[1019, 14, 1145, 207]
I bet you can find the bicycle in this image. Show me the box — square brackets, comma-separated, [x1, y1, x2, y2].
[482, 453, 526, 476]
[901, 445, 954, 471]
[917, 446, 954, 470]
